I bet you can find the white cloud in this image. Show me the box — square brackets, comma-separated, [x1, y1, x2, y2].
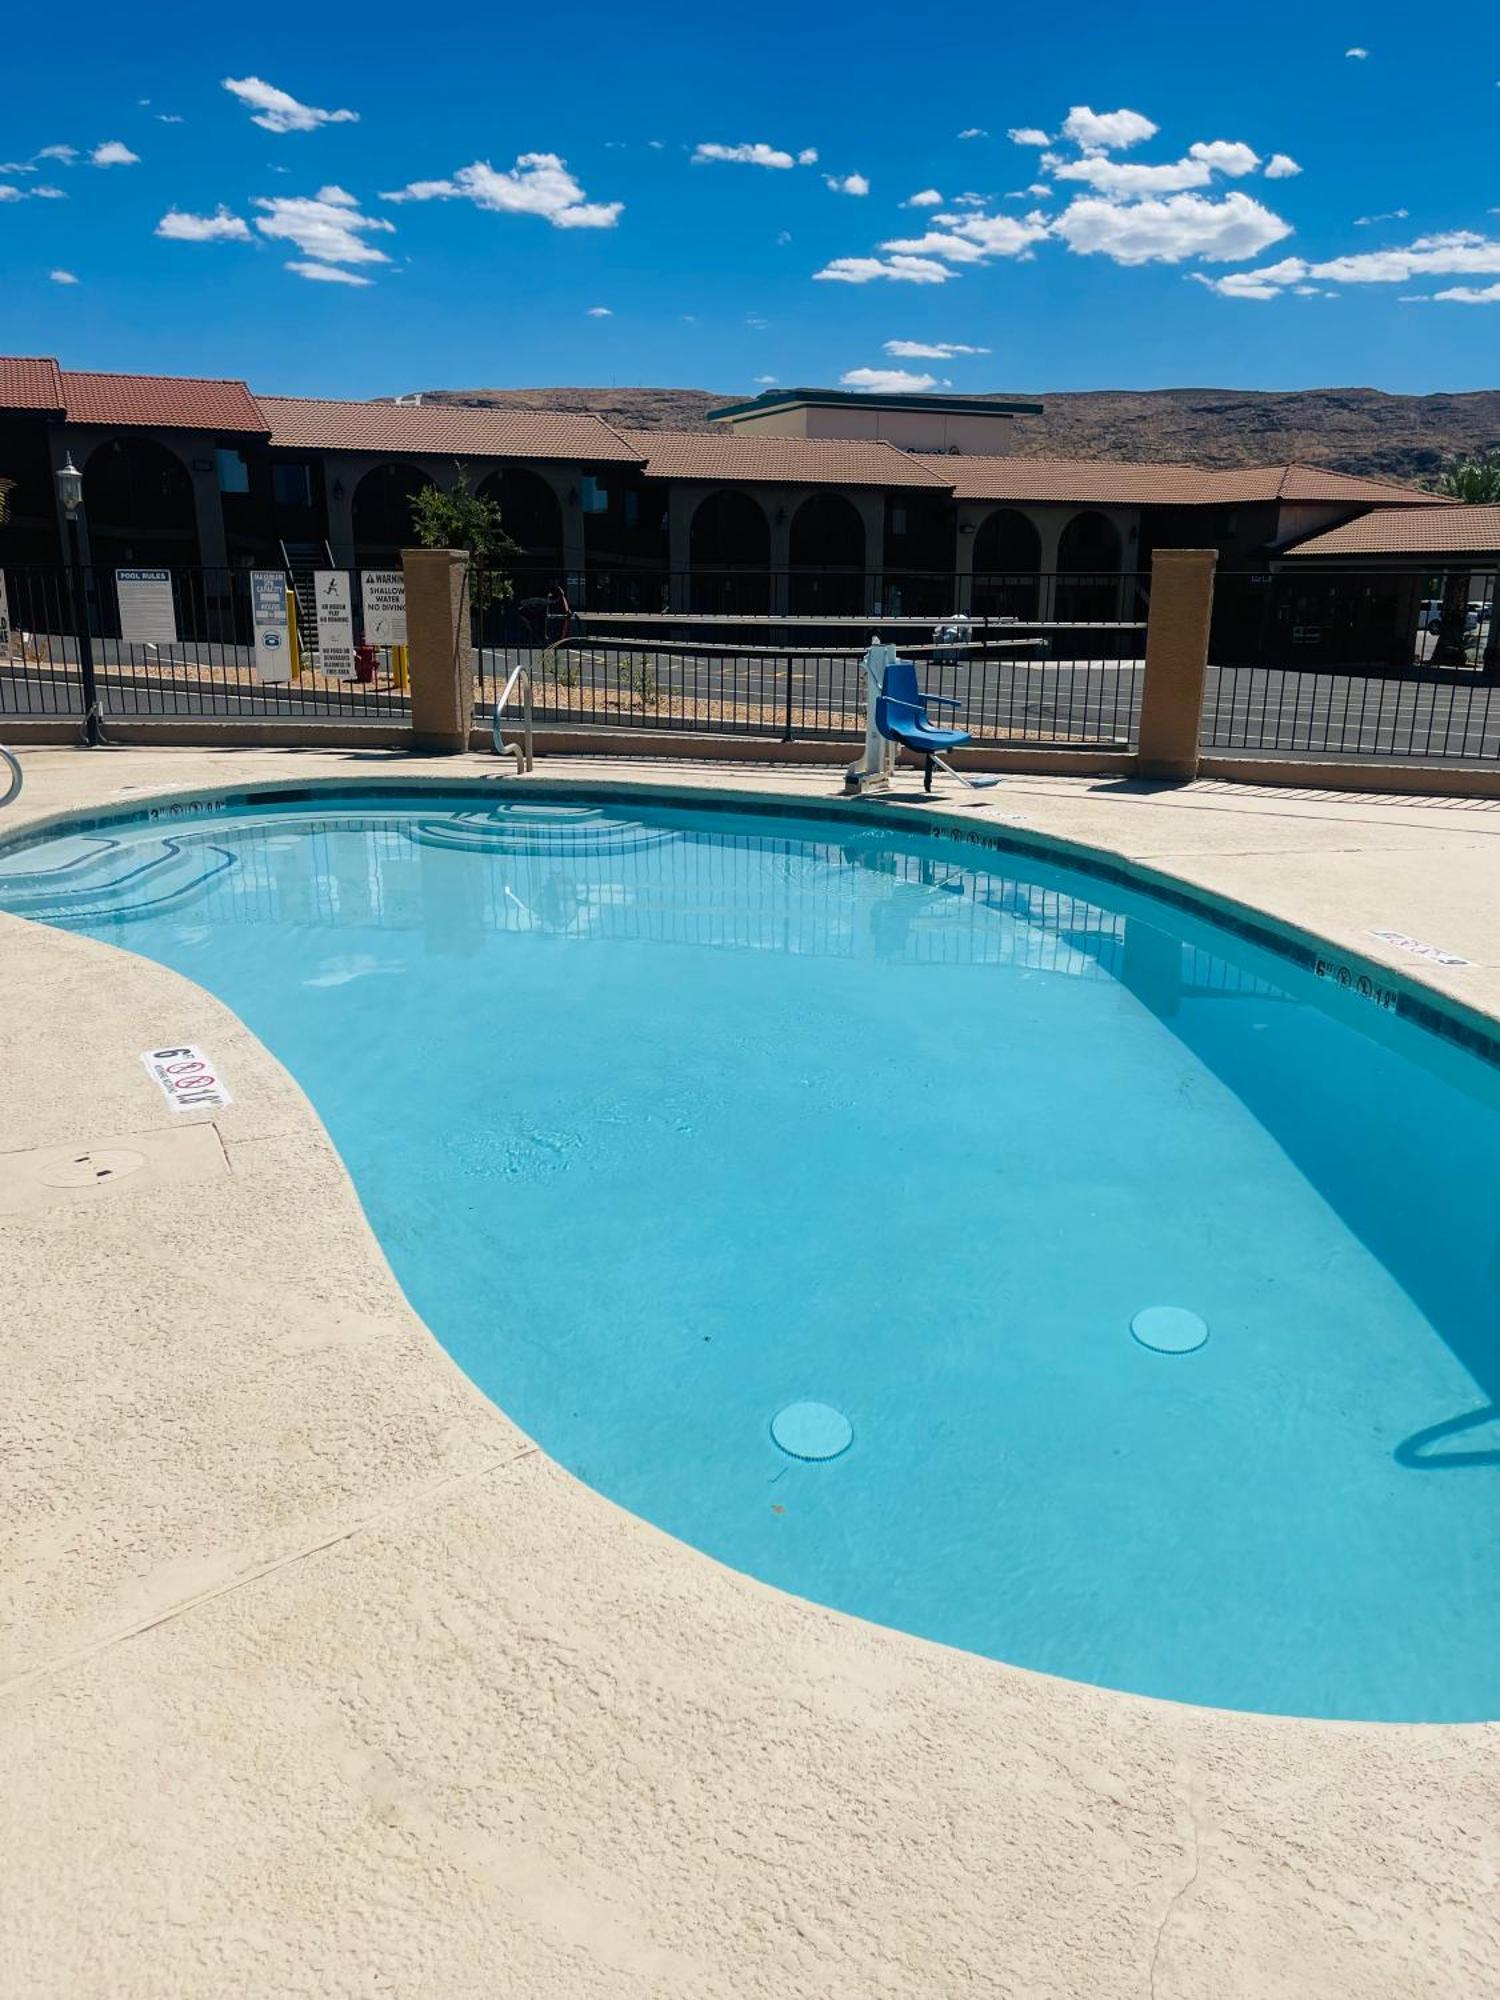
[903, 188, 943, 207]
[927, 210, 1052, 256]
[1060, 105, 1158, 152]
[775, 229, 792, 244]
[1264, 153, 1301, 178]
[1346, 46, 1368, 58]
[825, 172, 870, 196]
[691, 141, 815, 169]
[156, 114, 184, 125]
[1008, 127, 1051, 146]
[1354, 207, 1408, 226]
[253, 185, 395, 267]
[0, 186, 22, 203]
[1027, 183, 1052, 197]
[1432, 282, 1500, 302]
[156, 205, 252, 243]
[1189, 260, 1306, 300]
[90, 141, 140, 167]
[586, 304, 612, 316]
[884, 339, 991, 357]
[29, 185, 66, 201]
[813, 254, 958, 284]
[222, 76, 358, 134]
[36, 144, 77, 165]
[957, 127, 987, 139]
[380, 154, 622, 228]
[753, 374, 777, 384]
[1052, 189, 1292, 264]
[285, 260, 372, 285]
[881, 229, 989, 264]
[1188, 140, 1260, 177]
[49, 269, 79, 284]
[1311, 231, 1500, 283]
[841, 367, 947, 393]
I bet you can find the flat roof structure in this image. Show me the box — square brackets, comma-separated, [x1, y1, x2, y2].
[708, 386, 1046, 422]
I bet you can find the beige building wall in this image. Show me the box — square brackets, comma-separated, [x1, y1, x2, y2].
[726, 405, 1019, 454]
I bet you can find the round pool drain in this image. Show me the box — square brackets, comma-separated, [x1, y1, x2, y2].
[1131, 1306, 1209, 1355]
[771, 1401, 853, 1461]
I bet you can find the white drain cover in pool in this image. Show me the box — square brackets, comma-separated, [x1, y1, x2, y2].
[771, 1401, 853, 1460]
[1131, 1306, 1209, 1354]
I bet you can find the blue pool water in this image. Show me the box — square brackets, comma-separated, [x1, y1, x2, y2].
[5, 786, 1500, 1722]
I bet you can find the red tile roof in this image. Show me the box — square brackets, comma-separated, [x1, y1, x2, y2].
[621, 430, 953, 489]
[918, 454, 1448, 509]
[0, 355, 66, 413]
[259, 397, 645, 463]
[1283, 504, 1500, 559]
[59, 369, 267, 434]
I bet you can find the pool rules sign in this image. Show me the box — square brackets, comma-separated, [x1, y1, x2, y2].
[250, 572, 291, 684]
[314, 570, 356, 679]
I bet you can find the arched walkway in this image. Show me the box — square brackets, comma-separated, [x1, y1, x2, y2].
[476, 466, 565, 584]
[351, 462, 431, 562]
[971, 509, 1042, 620]
[81, 436, 199, 571]
[689, 490, 770, 614]
[789, 493, 864, 616]
[1056, 510, 1122, 622]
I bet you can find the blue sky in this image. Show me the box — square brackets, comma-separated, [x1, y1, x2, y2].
[3, 0, 1498, 400]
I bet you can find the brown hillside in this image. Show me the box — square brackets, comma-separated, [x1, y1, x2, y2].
[398, 384, 1500, 484]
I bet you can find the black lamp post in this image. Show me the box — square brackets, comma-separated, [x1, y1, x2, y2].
[57, 455, 102, 746]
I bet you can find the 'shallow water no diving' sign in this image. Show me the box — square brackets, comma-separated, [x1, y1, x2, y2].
[313, 570, 355, 679]
[250, 571, 291, 684]
[360, 570, 406, 646]
[116, 569, 178, 647]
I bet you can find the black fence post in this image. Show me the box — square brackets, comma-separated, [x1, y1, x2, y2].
[66, 532, 102, 746]
[782, 651, 795, 742]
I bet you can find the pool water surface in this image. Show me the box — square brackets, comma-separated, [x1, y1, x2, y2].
[4, 787, 1499, 1721]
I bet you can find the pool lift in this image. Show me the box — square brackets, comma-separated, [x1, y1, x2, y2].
[845, 641, 1000, 797]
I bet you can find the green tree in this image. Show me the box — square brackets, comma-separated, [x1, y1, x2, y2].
[410, 464, 522, 603]
[1428, 450, 1500, 503]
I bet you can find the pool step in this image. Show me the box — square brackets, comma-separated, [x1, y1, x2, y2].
[2, 836, 236, 923]
[406, 804, 676, 857]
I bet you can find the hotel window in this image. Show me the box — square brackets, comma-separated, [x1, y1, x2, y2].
[272, 462, 315, 507]
[216, 448, 250, 494]
[579, 474, 610, 515]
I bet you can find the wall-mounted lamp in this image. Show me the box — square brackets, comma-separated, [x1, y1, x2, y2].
[957, 521, 977, 536]
[331, 477, 345, 501]
[567, 487, 579, 508]
[774, 506, 787, 526]
[56, 454, 84, 517]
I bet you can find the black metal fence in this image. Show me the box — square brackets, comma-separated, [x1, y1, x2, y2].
[471, 566, 1149, 749]
[1204, 568, 1500, 763]
[0, 564, 409, 722]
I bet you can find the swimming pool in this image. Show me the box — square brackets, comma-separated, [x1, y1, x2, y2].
[4, 783, 1499, 1722]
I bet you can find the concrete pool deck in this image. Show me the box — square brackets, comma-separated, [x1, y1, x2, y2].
[2, 743, 1499, 1998]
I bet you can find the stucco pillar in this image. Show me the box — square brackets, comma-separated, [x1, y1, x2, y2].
[187, 455, 229, 572]
[1034, 510, 1064, 623]
[326, 460, 357, 565]
[850, 491, 885, 616]
[953, 505, 984, 614]
[667, 487, 697, 612]
[402, 546, 471, 751]
[765, 490, 793, 616]
[1136, 549, 1217, 780]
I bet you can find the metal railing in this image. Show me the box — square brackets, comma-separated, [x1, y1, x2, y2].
[0, 564, 409, 724]
[470, 567, 1150, 749]
[1204, 568, 1500, 763]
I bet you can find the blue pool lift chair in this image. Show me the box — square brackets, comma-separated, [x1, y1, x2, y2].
[875, 657, 997, 793]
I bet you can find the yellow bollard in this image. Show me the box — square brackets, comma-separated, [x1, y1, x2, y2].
[391, 642, 410, 692]
[287, 588, 304, 680]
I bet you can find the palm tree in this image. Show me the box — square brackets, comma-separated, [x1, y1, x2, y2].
[1428, 450, 1500, 503]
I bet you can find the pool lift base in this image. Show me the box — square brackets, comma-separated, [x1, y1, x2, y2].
[844, 642, 1000, 798]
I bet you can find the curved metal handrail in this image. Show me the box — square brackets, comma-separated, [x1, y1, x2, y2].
[492, 662, 535, 773]
[0, 745, 21, 811]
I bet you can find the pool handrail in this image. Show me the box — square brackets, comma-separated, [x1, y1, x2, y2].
[0, 745, 20, 811]
[492, 663, 535, 773]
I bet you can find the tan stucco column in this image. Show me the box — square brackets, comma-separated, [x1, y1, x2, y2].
[1135, 548, 1217, 781]
[402, 546, 471, 751]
